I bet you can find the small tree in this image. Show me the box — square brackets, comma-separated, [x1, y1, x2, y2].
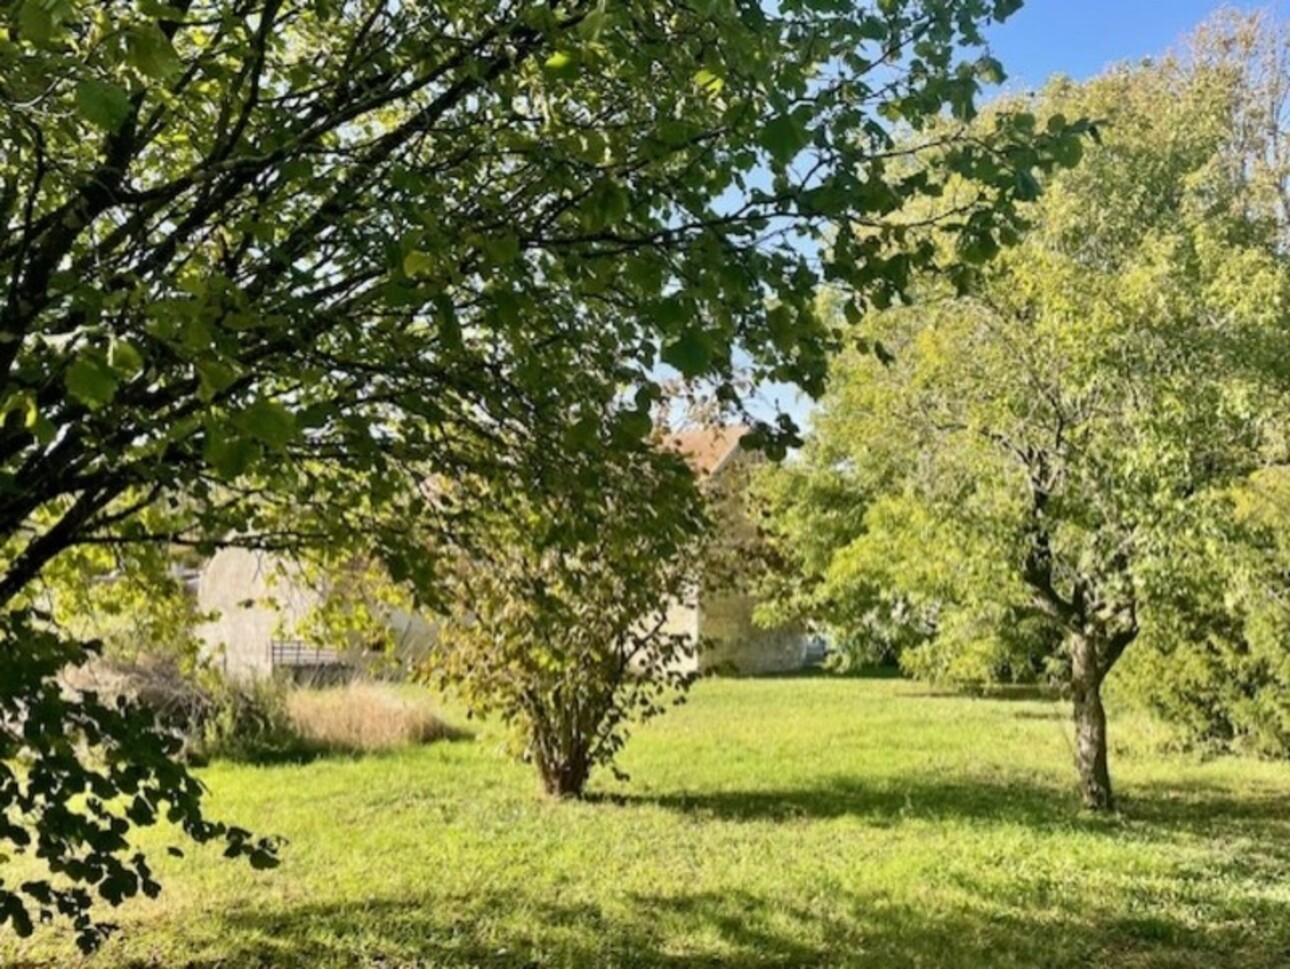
[429, 441, 708, 798]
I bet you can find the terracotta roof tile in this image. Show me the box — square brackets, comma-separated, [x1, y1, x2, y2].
[666, 425, 749, 477]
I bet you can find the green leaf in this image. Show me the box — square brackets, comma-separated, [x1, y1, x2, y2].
[233, 398, 296, 449]
[126, 23, 181, 80]
[614, 406, 653, 442]
[17, 1, 56, 44]
[75, 79, 132, 133]
[958, 229, 1000, 265]
[108, 339, 145, 378]
[0, 392, 38, 430]
[402, 250, 435, 278]
[196, 359, 238, 400]
[1014, 169, 1041, 203]
[65, 355, 119, 410]
[1053, 135, 1084, 169]
[977, 56, 1006, 86]
[542, 51, 579, 79]
[759, 114, 808, 166]
[481, 232, 520, 266]
[203, 429, 257, 479]
[661, 329, 713, 378]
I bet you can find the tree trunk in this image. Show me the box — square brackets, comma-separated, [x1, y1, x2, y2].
[536, 748, 590, 799]
[1070, 634, 1114, 811]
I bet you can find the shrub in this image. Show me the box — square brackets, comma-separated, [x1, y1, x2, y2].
[62, 657, 305, 763]
[196, 676, 306, 763]
[428, 442, 710, 798]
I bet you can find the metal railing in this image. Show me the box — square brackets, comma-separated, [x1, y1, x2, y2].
[269, 640, 346, 669]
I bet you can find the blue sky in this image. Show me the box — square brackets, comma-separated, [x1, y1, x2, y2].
[988, 0, 1283, 88]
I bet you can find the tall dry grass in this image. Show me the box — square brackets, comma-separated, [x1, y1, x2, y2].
[286, 683, 457, 753]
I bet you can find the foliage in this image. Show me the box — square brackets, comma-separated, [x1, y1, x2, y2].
[1118, 467, 1290, 758]
[759, 15, 1290, 808]
[59, 655, 311, 763]
[427, 439, 709, 797]
[193, 675, 305, 764]
[0, 614, 279, 953]
[1, 0, 1089, 939]
[5, 677, 1290, 968]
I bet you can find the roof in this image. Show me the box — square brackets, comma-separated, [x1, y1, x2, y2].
[666, 425, 749, 478]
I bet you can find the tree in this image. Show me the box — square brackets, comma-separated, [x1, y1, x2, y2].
[1, 0, 1085, 942]
[762, 21, 1290, 810]
[427, 437, 708, 799]
[1121, 466, 1290, 758]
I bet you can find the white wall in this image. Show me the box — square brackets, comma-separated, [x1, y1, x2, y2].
[196, 548, 321, 678]
[197, 549, 440, 679]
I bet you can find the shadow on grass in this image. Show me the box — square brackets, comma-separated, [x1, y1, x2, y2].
[732, 663, 906, 681]
[1013, 708, 1067, 721]
[204, 722, 476, 767]
[904, 683, 1061, 703]
[588, 773, 1085, 828]
[589, 771, 1290, 852]
[118, 880, 1290, 969]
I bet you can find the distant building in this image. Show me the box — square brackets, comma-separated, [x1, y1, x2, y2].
[196, 426, 807, 679]
[661, 426, 808, 675]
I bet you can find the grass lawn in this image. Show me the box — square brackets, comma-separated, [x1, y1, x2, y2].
[4, 676, 1289, 968]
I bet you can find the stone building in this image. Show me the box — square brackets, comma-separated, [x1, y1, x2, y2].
[196, 426, 807, 679]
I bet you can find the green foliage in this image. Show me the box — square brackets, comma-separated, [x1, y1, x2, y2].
[759, 14, 1290, 806]
[427, 438, 709, 798]
[38, 519, 207, 669]
[1118, 469, 1290, 758]
[0, 0, 1088, 941]
[0, 613, 279, 953]
[193, 675, 305, 764]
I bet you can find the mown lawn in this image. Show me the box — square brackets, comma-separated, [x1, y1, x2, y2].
[4, 676, 1290, 968]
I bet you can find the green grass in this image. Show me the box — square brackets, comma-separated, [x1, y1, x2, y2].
[4, 677, 1290, 968]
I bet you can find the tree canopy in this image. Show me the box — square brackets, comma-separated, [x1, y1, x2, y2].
[757, 12, 1290, 809]
[0, 0, 1088, 945]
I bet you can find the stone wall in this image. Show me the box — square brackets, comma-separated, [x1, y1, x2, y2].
[196, 548, 319, 678]
[196, 548, 438, 680]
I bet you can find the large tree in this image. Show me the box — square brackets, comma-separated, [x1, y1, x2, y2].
[1, 0, 1083, 945]
[760, 16, 1290, 810]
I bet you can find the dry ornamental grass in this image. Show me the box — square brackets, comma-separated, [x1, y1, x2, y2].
[286, 684, 456, 754]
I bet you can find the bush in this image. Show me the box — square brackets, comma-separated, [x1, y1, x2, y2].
[64, 657, 304, 763]
[429, 443, 709, 799]
[196, 676, 306, 763]
[1120, 618, 1290, 759]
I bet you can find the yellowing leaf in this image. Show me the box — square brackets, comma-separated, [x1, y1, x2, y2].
[694, 69, 725, 96]
[542, 51, 579, 79]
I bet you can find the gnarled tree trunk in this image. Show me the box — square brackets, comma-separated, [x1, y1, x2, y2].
[1070, 633, 1114, 811]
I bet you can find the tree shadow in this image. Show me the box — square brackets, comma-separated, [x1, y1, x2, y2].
[1122, 778, 1290, 875]
[590, 771, 1290, 858]
[1012, 708, 1066, 720]
[588, 773, 1088, 828]
[204, 722, 475, 767]
[904, 683, 1060, 702]
[114, 880, 1290, 969]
